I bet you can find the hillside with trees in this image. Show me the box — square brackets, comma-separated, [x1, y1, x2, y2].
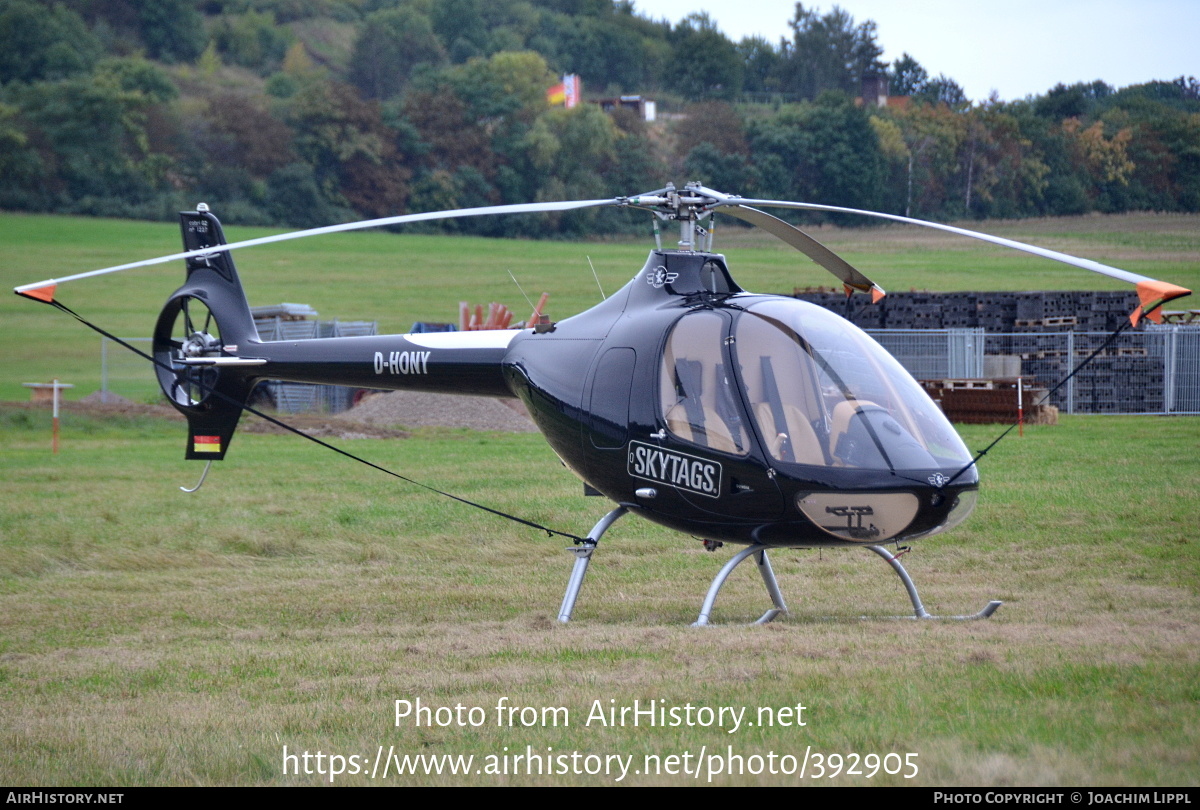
[1, 0, 1197, 232]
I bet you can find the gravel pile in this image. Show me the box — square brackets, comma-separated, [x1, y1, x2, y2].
[342, 391, 537, 433]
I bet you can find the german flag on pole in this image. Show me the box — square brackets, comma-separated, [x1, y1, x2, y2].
[547, 74, 581, 108]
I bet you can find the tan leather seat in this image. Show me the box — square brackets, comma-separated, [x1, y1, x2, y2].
[829, 399, 879, 465]
[667, 404, 741, 454]
[660, 316, 748, 454]
[753, 402, 823, 464]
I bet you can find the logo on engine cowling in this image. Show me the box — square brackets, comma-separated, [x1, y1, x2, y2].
[628, 441, 722, 498]
[646, 266, 679, 289]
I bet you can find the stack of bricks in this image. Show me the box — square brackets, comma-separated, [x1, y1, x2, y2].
[792, 289, 1139, 332]
[919, 379, 1058, 425]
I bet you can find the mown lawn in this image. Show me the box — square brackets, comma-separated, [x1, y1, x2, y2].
[0, 405, 1196, 786]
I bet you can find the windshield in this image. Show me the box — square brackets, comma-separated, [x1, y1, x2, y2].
[733, 300, 972, 471]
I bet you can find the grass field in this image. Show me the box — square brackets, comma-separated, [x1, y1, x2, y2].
[1, 211, 1198, 786]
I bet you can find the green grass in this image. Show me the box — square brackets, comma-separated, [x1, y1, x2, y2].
[0, 407, 1197, 786]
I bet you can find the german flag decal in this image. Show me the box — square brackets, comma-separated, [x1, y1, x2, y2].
[193, 435, 222, 454]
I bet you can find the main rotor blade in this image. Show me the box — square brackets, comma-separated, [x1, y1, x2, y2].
[721, 205, 881, 295]
[15, 198, 622, 296]
[722, 198, 1191, 317]
[726, 199, 1143, 285]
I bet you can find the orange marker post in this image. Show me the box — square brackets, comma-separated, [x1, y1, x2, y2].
[23, 380, 74, 453]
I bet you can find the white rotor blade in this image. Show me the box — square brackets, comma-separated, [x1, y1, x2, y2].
[728, 198, 1151, 285]
[716, 195, 1190, 318]
[15, 198, 620, 295]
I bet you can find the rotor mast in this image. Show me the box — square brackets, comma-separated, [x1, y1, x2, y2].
[623, 181, 719, 252]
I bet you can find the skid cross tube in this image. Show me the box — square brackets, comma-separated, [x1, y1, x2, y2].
[557, 507, 627, 623]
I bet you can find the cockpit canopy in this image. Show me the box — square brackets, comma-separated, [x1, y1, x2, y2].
[660, 298, 974, 472]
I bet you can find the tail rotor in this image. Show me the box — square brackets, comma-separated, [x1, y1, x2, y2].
[156, 294, 224, 408]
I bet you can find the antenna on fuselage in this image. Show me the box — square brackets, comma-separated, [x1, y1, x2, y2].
[506, 269, 536, 313]
[586, 256, 606, 301]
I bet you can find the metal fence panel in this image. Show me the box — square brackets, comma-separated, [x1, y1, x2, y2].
[1168, 328, 1200, 413]
[252, 316, 378, 413]
[270, 383, 319, 414]
[276, 320, 318, 341]
[865, 329, 984, 380]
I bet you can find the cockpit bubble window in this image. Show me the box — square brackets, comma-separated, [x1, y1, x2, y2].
[733, 300, 973, 470]
[659, 310, 749, 456]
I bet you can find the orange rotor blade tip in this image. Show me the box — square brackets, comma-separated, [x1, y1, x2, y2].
[871, 286, 886, 304]
[18, 283, 56, 303]
[1136, 279, 1191, 314]
[843, 283, 854, 299]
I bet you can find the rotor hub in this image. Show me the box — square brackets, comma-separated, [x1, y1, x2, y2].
[622, 182, 729, 251]
[182, 331, 220, 357]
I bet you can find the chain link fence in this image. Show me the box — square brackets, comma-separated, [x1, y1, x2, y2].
[99, 337, 157, 403]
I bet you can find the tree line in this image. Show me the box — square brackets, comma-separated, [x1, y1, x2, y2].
[1, 0, 1197, 234]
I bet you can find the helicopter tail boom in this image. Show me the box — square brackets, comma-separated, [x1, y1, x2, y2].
[154, 207, 523, 462]
[238, 329, 516, 398]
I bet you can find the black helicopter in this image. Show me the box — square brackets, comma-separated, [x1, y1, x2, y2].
[14, 183, 1191, 625]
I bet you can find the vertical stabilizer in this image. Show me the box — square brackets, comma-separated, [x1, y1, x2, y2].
[154, 206, 262, 461]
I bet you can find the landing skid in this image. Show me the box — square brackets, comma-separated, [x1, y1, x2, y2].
[693, 545, 788, 626]
[692, 543, 1001, 626]
[556, 513, 1001, 624]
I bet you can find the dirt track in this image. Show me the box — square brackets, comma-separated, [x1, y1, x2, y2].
[341, 390, 536, 433]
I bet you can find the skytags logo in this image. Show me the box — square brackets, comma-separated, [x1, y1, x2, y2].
[628, 441, 722, 498]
